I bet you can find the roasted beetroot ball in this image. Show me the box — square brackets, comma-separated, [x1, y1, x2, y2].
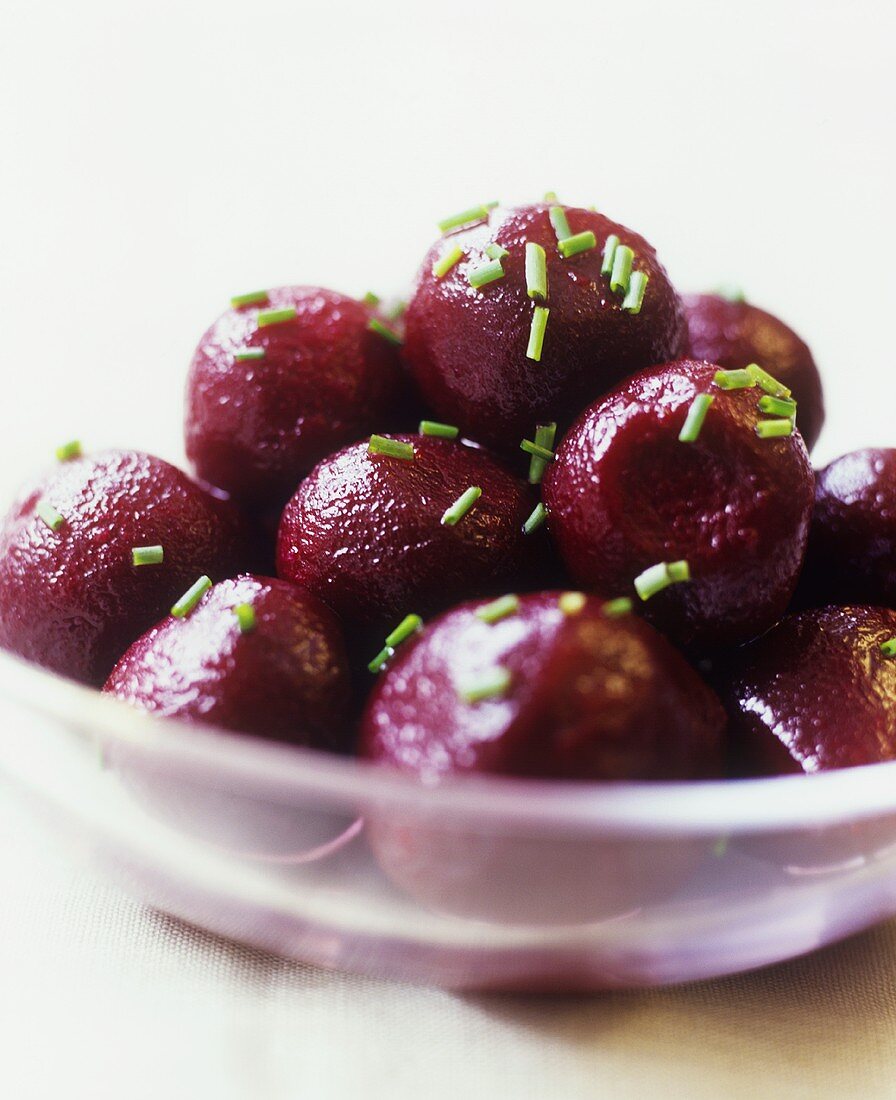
[720, 606, 896, 774]
[403, 203, 687, 455]
[104, 575, 351, 749]
[0, 450, 248, 685]
[360, 592, 725, 781]
[543, 360, 815, 650]
[276, 434, 540, 639]
[185, 286, 407, 507]
[684, 293, 824, 450]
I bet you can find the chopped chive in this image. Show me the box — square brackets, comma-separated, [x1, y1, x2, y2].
[558, 591, 587, 616]
[432, 244, 464, 279]
[526, 306, 550, 362]
[758, 395, 797, 418]
[713, 836, 730, 857]
[437, 205, 491, 233]
[385, 613, 423, 648]
[368, 317, 403, 345]
[667, 560, 691, 582]
[525, 242, 548, 300]
[543, 190, 559, 202]
[476, 595, 519, 623]
[36, 501, 65, 532]
[527, 422, 557, 484]
[467, 258, 505, 289]
[622, 270, 648, 314]
[601, 234, 620, 276]
[880, 639, 896, 657]
[131, 545, 164, 567]
[56, 440, 82, 462]
[234, 347, 265, 362]
[362, 291, 381, 307]
[678, 394, 715, 443]
[549, 205, 572, 242]
[558, 231, 597, 259]
[634, 560, 690, 601]
[419, 420, 459, 440]
[441, 485, 482, 526]
[603, 597, 633, 617]
[714, 284, 745, 303]
[368, 646, 394, 673]
[713, 368, 755, 390]
[523, 502, 548, 534]
[233, 603, 257, 633]
[257, 307, 297, 328]
[230, 290, 269, 309]
[384, 299, 407, 321]
[520, 439, 555, 462]
[171, 575, 212, 618]
[368, 434, 414, 460]
[755, 419, 794, 439]
[610, 245, 634, 294]
[746, 363, 791, 398]
[457, 666, 512, 704]
[485, 242, 509, 260]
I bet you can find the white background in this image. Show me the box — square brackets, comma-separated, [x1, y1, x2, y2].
[1, 1, 895, 1097]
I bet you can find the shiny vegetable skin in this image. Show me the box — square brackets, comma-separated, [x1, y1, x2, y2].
[276, 435, 541, 636]
[185, 286, 407, 507]
[684, 293, 824, 450]
[542, 360, 815, 650]
[360, 592, 725, 780]
[0, 451, 248, 686]
[104, 575, 351, 749]
[720, 606, 896, 774]
[403, 204, 688, 455]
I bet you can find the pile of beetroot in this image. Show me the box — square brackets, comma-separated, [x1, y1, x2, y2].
[2, 197, 895, 783]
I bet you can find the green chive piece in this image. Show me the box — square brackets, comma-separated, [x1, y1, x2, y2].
[549, 205, 572, 243]
[601, 234, 620, 276]
[527, 422, 557, 484]
[368, 646, 394, 674]
[437, 205, 491, 233]
[713, 368, 755, 390]
[622, 270, 648, 314]
[432, 244, 464, 279]
[610, 245, 634, 294]
[368, 434, 414, 460]
[558, 591, 587, 616]
[234, 347, 265, 362]
[476, 595, 519, 623]
[55, 440, 83, 462]
[634, 561, 690, 601]
[526, 306, 550, 361]
[467, 258, 505, 289]
[713, 836, 730, 857]
[362, 291, 381, 307]
[385, 613, 423, 649]
[603, 597, 633, 617]
[543, 190, 559, 202]
[714, 284, 745, 303]
[758, 395, 797, 418]
[485, 242, 509, 260]
[368, 317, 403, 345]
[525, 242, 548, 300]
[558, 231, 597, 259]
[257, 307, 297, 328]
[667, 560, 691, 582]
[441, 486, 482, 527]
[755, 419, 794, 439]
[679, 394, 715, 443]
[520, 439, 555, 462]
[523, 502, 548, 534]
[233, 603, 257, 633]
[419, 420, 459, 440]
[881, 639, 896, 657]
[230, 290, 269, 309]
[131, 545, 164, 567]
[457, 667, 512, 704]
[746, 363, 791, 398]
[171, 575, 212, 618]
[384, 299, 407, 321]
[36, 501, 65, 532]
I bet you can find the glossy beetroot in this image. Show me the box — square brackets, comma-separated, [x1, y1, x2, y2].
[720, 606, 896, 774]
[403, 204, 687, 455]
[276, 435, 540, 638]
[0, 451, 248, 686]
[185, 286, 407, 507]
[543, 360, 815, 650]
[104, 575, 351, 749]
[360, 592, 725, 781]
[684, 293, 824, 450]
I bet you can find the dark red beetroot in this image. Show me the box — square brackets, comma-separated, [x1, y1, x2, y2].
[104, 575, 351, 749]
[684, 293, 824, 450]
[543, 359, 815, 650]
[276, 434, 540, 640]
[721, 606, 896, 775]
[0, 450, 247, 686]
[403, 203, 687, 456]
[185, 286, 407, 508]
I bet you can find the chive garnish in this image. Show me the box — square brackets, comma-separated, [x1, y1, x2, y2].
[543, 190, 559, 202]
[758, 395, 797, 418]
[746, 363, 791, 398]
[610, 245, 634, 294]
[558, 231, 597, 259]
[368, 434, 414, 460]
[525, 242, 548, 300]
[601, 234, 620, 276]
[367, 646, 394, 674]
[755, 419, 794, 439]
[432, 244, 464, 279]
[713, 368, 755, 390]
[171, 575, 212, 618]
[457, 667, 511, 704]
[526, 306, 550, 361]
[678, 394, 714, 443]
[362, 291, 381, 307]
[634, 560, 690, 601]
[437, 205, 492, 233]
[603, 597, 633, 617]
[881, 639, 896, 658]
[558, 591, 586, 616]
[419, 420, 459, 439]
[368, 317, 402, 345]
[234, 347, 265, 362]
[713, 836, 730, 857]
[520, 439, 555, 462]
[523, 502, 548, 534]
[527, 422, 557, 484]
[476, 595, 519, 623]
[56, 440, 82, 462]
[233, 603, 257, 633]
[715, 284, 745, 303]
[385, 613, 423, 648]
[257, 307, 297, 328]
[230, 290, 269, 309]
[131, 545, 164, 567]
[384, 299, 407, 321]
[485, 242, 509, 260]
[467, 258, 505, 289]
[36, 501, 65, 532]
[549, 205, 572, 242]
[441, 486, 482, 526]
[622, 270, 648, 314]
